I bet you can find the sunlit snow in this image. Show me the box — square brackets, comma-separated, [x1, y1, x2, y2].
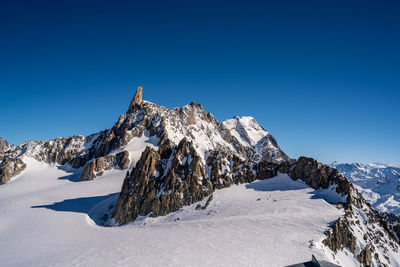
[0, 160, 345, 266]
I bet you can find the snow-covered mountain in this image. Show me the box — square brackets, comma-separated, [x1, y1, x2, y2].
[0, 87, 288, 185]
[332, 162, 400, 215]
[0, 87, 399, 267]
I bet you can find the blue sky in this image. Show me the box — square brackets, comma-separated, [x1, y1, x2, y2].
[1, 0, 399, 164]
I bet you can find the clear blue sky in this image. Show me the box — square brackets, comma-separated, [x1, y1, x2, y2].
[1, 0, 399, 165]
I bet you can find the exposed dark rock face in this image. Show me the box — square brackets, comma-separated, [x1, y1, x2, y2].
[80, 150, 131, 181]
[290, 157, 353, 195]
[113, 147, 160, 224]
[325, 203, 400, 267]
[115, 150, 130, 170]
[80, 155, 115, 181]
[0, 158, 26, 184]
[394, 225, 400, 241]
[357, 246, 372, 267]
[113, 139, 290, 224]
[113, 139, 213, 224]
[323, 217, 357, 254]
[382, 213, 400, 242]
[113, 152, 400, 266]
[290, 158, 398, 267]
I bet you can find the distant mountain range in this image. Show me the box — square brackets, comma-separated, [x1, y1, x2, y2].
[332, 162, 400, 215]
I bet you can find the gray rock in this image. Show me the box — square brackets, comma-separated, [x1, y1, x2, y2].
[0, 158, 26, 184]
[0, 137, 10, 154]
[113, 139, 214, 224]
[113, 137, 290, 225]
[128, 86, 143, 111]
[115, 150, 130, 170]
[0, 86, 290, 184]
[80, 155, 115, 181]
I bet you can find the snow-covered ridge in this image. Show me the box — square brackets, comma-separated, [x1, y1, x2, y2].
[332, 162, 400, 215]
[131, 100, 288, 164]
[0, 88, 288, 184]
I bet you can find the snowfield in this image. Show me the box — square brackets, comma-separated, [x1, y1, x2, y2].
[0, 157, 346, 267]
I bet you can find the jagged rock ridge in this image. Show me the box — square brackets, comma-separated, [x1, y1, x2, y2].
[292, 158, 399, 267]
[113, 149, 400, 266]
[0, 86, 288, 184]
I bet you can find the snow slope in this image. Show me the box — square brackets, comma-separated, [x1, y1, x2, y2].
[0, 158, 346, 267]
[332, 162, 400, 215]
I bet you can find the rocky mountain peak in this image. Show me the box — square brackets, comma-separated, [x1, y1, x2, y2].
[128, 86, 143, 111]
[0, 87, 290, 185]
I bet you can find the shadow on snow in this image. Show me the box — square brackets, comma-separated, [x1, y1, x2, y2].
[56, 165, 82, 182]
[245, 176, 309, 192]
[245, 176, 346, 204]
[32, 193, 119, 226]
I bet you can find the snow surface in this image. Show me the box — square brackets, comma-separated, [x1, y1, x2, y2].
[222, 116, 268, 146]
[0, 161, 347, 267]
[113, 130, 159, 169]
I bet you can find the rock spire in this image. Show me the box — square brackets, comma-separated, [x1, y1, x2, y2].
[0, 137, 9, 154]
[128, 86, 143, 111]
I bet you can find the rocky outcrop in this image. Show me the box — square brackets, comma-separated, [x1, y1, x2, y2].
[113, 139, 213, 224]
[290, 157, 398, 267]
[112, 152, 400, 266]
[128, 86, 143, 111]
[2, 136, 87, 168]
[115, 150, 130, 169]
[290, 157, 353, 195]
[80, 151, 131, 181]
[382, 213, 400, 243]
[80, 155, 115, 181]
[357, 246, 372, 267]
[0, 158, 26, 184]
[113, 147, 161, 224]
[113, 135, 292, 225]
[394, 224, 400, 241]
[0, 137, 9, 154]
[323, 209, 396, 267]
[323, 217, 356, 254]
